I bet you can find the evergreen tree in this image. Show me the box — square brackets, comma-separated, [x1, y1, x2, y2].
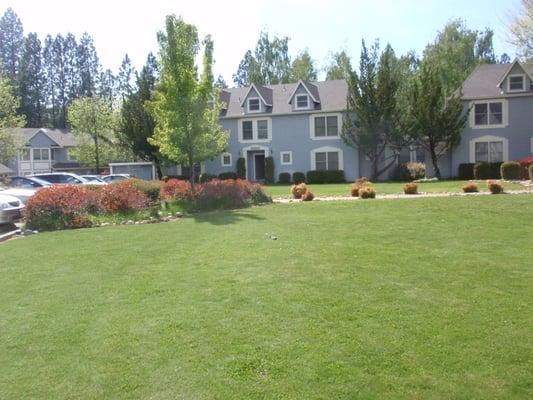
[214, 74, 227, 88]
[42, 34, 59, 127]
[52, 34, 68, 127]
[63, 33, 80, 103]
[117, 54, 135, 98]
[291, 50, 317, 81]
[98, 68, 116, 108]
[77, 33, 100, 97]
[0, 8, 24, 83]
[19, 33, 44, 127]
[325, 50, 354, 81]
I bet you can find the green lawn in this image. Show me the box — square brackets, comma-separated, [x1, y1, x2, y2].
[1, 196, 532, 399]
[265, 180, 527, 198]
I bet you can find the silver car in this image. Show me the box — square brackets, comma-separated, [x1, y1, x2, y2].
[0, 193, 24, 224]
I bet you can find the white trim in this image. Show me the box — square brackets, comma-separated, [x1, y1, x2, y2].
[220, 108, 346, 120]
[239, 83, 272, 107]
[247, 97, 261, 113]
[241, 145, 270, 181]
[294, 94, 310, 110]
[280, 151, 293, 165]
[497, 59, 533, 87]
[507, 74, 526, 92]
[26, 128, 60, 147]
[309, 113, 342, 140]
[221, 152, 232, 167]
[469, 99, 508, 129]
[237, 117, 272, 143]
[287, 80, 320, 104]
[32, 148, 50, 161]
[469, 135, 509, 163]
[310, 146, 344, 170]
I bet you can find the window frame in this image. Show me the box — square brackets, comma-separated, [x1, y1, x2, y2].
[238, 118, 272, 143]
[469, 135, 509, 163]
[470, 100, 507, 129]
[310, 113, 341, 140]
[247, 97, 261, 113]
[221, 152, 232, 167]
[295, 94, 310, 110]
[310, 146, 344, 171]
[280, 151, 293, 166]
[32, 148, 50, 161]
[508, 74, 525, 92]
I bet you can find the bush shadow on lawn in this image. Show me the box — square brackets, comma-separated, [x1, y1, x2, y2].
[190, 207, 267, 226]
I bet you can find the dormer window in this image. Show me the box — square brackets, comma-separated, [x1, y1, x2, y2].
[295, 94, 310, 110]
[508, 75, 525, 92]
[247, 98, 260, 112]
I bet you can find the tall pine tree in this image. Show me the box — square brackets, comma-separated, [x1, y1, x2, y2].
[77, 33, 100, 97]
[19, 33, 44, 127]
[0, 8, 24, 83]
[117, 54, 135, 99]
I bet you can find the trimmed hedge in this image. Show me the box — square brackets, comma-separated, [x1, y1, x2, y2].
[265, 156, 275, 183]
[218, 172, 238, 180]
[500, 161, 522, 180]
[458, 163, 475, 180]
[306, 170, 345, 184]
[278, 172, 291, 184]
[474, 162, 502, 179]
[199, 173, 216, 183]
[292, 172, 306, 184]
[236, 157, 246, 179]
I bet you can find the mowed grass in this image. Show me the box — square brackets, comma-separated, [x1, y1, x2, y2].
[265, 180, 527, 198]
[1, 195, 532, 399]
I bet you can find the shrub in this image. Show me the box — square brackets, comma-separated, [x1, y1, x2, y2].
[518, 157, 533, 178]
[292, 171, 305, 184]
[160, 179, 192, 201]
[162, 175, 188, 182]
[529, 164, 533, 181]
[278, 172, 291, 184]
[458, 163, 475, 180]
[236, 157, 246, 179]
[406, 162, 426, 180]
[359, 186, 376, 199]
[127, 178, 162, 202]
[97, 181, 148, 214]
[462, 182, 479, 193]
[351, 177, 371, 197]
[474, 162, 491, 179]
[306, 169, 345, 184]
[291, 183, 307, 199]
[403, 182, 418, 195]
[500, 161, 522, 180]
[248, 183, 272, 204]
[487, 180, 504, 194]
[25, 185, 97, 231]
[301, 191, 314, 201]
[199, 173, 216, 183]
[265, 156, 275, 183]
[390, 163, 411, 181]
[194, 179, 251, 210]
[218, 172, 238, 180]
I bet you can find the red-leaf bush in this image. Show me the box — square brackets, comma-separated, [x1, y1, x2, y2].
[97, 181, 149, 214]
[487, 180, 504, 194]
[518, 157, 533, 179]
[351, 178, 371, 197]
[25, 185, 97, 231]
[290, 183, 307, 199]
[403, 182, 418, 195]
[359, 186, 376, 199]
[301, 190, 314, 201]
[529, 164, 533, 181]
[160, 179, 192, 201]
[462, 182, 479, 193]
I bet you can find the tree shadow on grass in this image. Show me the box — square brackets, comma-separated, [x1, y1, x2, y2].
[189, 207, 266, 226]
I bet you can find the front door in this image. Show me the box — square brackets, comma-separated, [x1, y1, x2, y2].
[254, 154, 265, 181]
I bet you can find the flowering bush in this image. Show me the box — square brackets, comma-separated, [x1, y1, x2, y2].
[160, 179, 192, 201]
[403, 182, 418, 195]
[25, 185, 97, 231]
[291, 183, 307, 199]
[302, 191, 314, 201]
[359, 186, 376, 199]
[518, 157, 533, 179]
[462, 182, 479, 193]
[97, 181, 148, 214]
[351, 178, 371, 197]
[487, 180, 504, 194]
[529, 164, 533, 181]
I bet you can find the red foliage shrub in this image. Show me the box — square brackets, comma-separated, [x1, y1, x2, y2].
[351, 178, 371, 197]
[97, 181, 148, 214]
[290, 183, 307, 199]
[160, 179, 192, 201]
[25, 185, 97, 231]
[195, 179, 252, 209]
[359, 186, 376, 199]
[487, 180, 504, 194]
[403, 182, 418, 195]
[518, 157, 533, 179]
[462, 182, 479, 193]
[302, 191, 314, 201]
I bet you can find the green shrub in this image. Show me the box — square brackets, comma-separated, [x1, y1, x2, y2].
[127, 178, 162, 202]
[218, 172, 238, 180]
[265, 156, 275, 184]
[278, 172, 291, 184]
[306, 170, 345, 184]
[292, 172, 305, 184]
[458, 163, 475, 180]
[390, 163, 411, 181]
[500, 161, 522, 180]
[236, 157, 246, 179]
[199, 173, 216, 183]
[529, 164, 533, 181]
[490, 162, 503, 179]
[474, 162, 491, 179]
[250, 185, 272, 204]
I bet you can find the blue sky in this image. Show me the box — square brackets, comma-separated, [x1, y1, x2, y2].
[1, 0, 521, 84]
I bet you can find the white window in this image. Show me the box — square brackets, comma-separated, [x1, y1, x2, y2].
[280, 151, 292, 165]
[310, 114, 341, 139]
[238, 118, 271, 143]
[508, 74, 525, 92]
[247, 97, 260, 113]
[20, 148, 31, 161]
[295, 94, 310, 109]
[311, 146, 344, 171]
[221, 152, 232, 167]
[33, 148, 50, 161]
[470, 100, 507, 129]
[469, 135, 509, 163]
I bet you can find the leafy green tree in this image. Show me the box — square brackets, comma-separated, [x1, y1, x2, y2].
[509, 0, 533, 60]
[68, 96, 121, 173]
[342, 41, 404, 180]
[0, 76, 25, 164]
[291, 49, 317, 81]
[233, 31, 291, 86]
[148, 15, 229, 190]
[0, 8, 24, 83]
[405, 64, 468, 178]
[19, 33, 44, 127]
[325, 50, 354, 81]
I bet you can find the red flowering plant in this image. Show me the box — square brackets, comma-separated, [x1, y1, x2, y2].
[160, 179, 193, 201]
[97, 181, 149, 214]
[518, 157, 533, 179]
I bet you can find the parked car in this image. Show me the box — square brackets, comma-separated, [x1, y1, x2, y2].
[30, 172, 91, 185]
[0, 193, 24, 224]
[81, 175, 107, 184]
[7, 176, 52, 189]
[100, 174, 130, 183]
[0, 187, 38, 205]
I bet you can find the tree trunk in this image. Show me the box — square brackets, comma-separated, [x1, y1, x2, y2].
[94, 135, 100, 174]
[429, 146, 441, 179]
[156, 164, 163, 180]
[188, 159, 195, 196]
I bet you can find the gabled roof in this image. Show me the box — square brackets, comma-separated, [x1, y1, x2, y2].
[8, 128, 76, 147]
[287, 80, 321, 104]
[496, 59, 533, 87]
[224, 79, 347, 118]
[239, 83, 273, 107]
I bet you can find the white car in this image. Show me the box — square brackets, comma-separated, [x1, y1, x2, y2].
[30, 172, 106, 185]
[100, 174, 131, 183]
[81, 175, 108, 184]
[0, 187, 37, 205]
[0, 193, 24, 225]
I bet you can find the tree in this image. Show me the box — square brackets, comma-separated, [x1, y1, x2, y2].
[120, 53, 165, 177]
[499, 53, 512, 64]
[508, 0, 533, 61]
[117, 54, 135, 98]
[0, 76, 25, 164]
[68, 96, 120, 173]
[77, 33, 100, 97]
[342, 41, 404, 180]
[405, 63, 468, 178]
[291, 50, 317, 81]
[19, 33, 44, 127]
[214, 74, 227, 88]
[423, 19, 496, 95]
[233, 31, 291, 86]
[325, 50, 354, 81]
[42, 35, 59, 127]
[0, 8, 24, 83]
[98, 69, 116, 108]
[148, 16, 229, 190]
